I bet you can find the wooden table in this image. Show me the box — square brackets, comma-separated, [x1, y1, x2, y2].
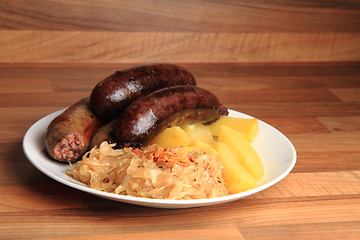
[0, 63, 359, 240]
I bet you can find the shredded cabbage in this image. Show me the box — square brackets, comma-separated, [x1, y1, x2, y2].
[66, 142, 228, 199]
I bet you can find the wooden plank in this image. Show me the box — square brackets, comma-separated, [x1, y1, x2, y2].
[199, 76, 360, 91]
[0, 31, 359, 63]
[0, 156, 48, 186]
[0, 185, 86, 213]
[187, 63, 360, 78]
[295, 152, 360, 172]
[318, 116, 360, 132]
[0, 92, 89, 107]
[211, 88, 340, 103]
[260, 117, 330, 135]
[291, 132, 360, 153]
[329, 88, 360, 102]
[0, 107, 59, 124]
[239, 222, 360, 240]
[231, 198, 360, 227]
[226, 102, 360, 118]
[42, 227, 244, 240]
[0, 0, 359, 32]
[251, 171, 360, 198]
[0, 78, 53, 93]
[0, 198, 358, 239]
[0, 123, 30, 142]
[0, 64, 118, 80]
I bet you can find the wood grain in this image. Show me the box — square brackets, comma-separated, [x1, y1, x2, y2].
[43, 228, 245, 240]
[0, 0, 359, 63]
[1, 0, 359, 237]
[0, 31, 358, 63]
[0, 62, 359, 239]
[1, 0, 359, 32]
[239, 222, 360, 240]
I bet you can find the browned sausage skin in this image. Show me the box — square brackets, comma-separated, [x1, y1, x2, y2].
[45, 98, 104, 162]
[89, 118, 117, 149]
[114, 86, 228, 149]
[90, 63, 196, 119]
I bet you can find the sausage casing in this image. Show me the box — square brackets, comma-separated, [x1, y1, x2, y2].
[90, 63, 196, 119]
[45, 98, 103, 162]
[114, 86, 228, 148]
[89, 118, 117, 149]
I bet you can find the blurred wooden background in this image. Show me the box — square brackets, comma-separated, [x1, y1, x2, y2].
[0, 0, 359, 64]
[1, 1, 360, 239]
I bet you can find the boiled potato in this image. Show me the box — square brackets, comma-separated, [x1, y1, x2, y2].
[212, 142, 256, 193]
[180, 123, 214, 145]
[179, 140, 213, 153]
[209, 115, 259, 141]
[218, 125, 264, 180]
[189, 139, 213, 152]
[148, 126, 191, 148]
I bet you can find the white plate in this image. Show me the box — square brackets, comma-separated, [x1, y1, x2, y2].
[23, 109, 296, 209]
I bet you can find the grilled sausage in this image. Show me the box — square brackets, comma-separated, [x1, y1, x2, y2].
[114, 86, 228, 148]
[90, 63, 196, 119]
[89, 118, 117, 149]
[45, 98, 104, 162]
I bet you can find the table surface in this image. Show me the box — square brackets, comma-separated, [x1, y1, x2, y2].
[0, 63, 359, 240]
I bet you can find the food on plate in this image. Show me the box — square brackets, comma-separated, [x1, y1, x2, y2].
[89, 118, 117, 149]
[114, 85, 228, 149]
[209, 115, 259, 141]
[66, 142, 228, 200]
[212, 142, 256, 194]
[147, 126, 191, 148]
[218, 125, 264, 180]
[186, 139, 213, 153]
[180, 123, 214, 145]
[148, 119, 265, 193]
[44, 62, 265, 197]
[45, 98, 104, 163]
[90, 63, 196, 119]
[150, 124, 214, 152]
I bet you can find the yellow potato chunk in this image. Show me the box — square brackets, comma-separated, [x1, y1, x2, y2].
[209, 115, 259, 141]
[189, 139, 213, 152]
[179, 140, 213, 154]
[212, 142, 256, 193]
[180, 123, 214, 144]
[148, 126, 191, 148]
[218, 125, 264, 180]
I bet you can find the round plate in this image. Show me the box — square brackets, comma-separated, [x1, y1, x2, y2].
[23, 109, 296, 209]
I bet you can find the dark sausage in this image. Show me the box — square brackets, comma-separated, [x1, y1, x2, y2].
[114, 86, 228, 148]
[90, 63, 196, 119]
[89, 118, 117, 149]
[46, 98, 104, 163]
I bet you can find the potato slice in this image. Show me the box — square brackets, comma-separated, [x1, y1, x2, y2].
[179, 140, 213, 154]
[189, 139, 213, 152]
[148, 126, 191, 148]
[180, 123, 214, 144]
[209, 115, 259, 141]
[218, 125, 264, 180]
[212, 142, 256, 193]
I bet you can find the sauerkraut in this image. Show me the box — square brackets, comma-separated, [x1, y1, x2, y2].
[66, 142, 228, 199]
